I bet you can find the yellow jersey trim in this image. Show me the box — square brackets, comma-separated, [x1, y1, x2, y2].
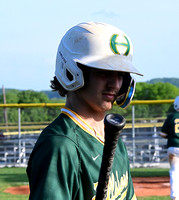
[61, 107, 104, 144]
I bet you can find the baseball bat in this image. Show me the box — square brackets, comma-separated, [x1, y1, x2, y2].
[95, 113, 126, 200]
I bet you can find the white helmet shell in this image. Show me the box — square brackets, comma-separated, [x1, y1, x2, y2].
[55, 21, 143, 91]
[174, 96, 179, 111]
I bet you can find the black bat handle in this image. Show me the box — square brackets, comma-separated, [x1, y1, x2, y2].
[95, 113, 126, 200]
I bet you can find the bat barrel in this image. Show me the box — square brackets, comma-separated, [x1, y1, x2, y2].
[95, 113, 126, 200]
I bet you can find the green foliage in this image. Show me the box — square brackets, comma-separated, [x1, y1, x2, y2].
[133, 82, 179, 118]
[147, 77, 179, 88]
[5, 90, 19, 103]
[0, 90, 62, 124]
[16, 90, 50, 122]
[17, 90, 49, 103]
[42, 90, 62, 99]
[0, 81, 179, 123]
[134, 82, 179, 100]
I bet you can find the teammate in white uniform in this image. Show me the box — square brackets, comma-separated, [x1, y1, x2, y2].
[160, 96, 179, 200]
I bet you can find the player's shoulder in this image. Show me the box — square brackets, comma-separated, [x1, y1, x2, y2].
[174, 110, 179, 117]
[36, 113, 79, 146]
[43, 113, 77, 135]
[168, 111, 179, 121]
[165, 112, 176, 121]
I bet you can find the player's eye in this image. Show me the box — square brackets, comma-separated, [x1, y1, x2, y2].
[118, 72, 125, 77]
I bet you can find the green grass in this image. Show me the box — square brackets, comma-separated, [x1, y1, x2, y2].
[0, 167, 28, 200]
[0, 167, 170, 200]
[131, 168, 170, 200]
[131, 167, 169, 177]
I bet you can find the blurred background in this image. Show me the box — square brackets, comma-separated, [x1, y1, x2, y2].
[0, 1, 179, 199]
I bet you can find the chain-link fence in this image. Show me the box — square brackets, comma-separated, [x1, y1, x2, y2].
[0, 100, 174, 167]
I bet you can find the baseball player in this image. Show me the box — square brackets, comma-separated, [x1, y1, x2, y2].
[160, 96, 179, 200]
[26, 22, 143, 200]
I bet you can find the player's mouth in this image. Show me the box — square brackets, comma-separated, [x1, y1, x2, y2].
[102, 91, 117, 101]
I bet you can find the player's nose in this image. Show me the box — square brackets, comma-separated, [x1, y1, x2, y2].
[107, 72, 123, 90]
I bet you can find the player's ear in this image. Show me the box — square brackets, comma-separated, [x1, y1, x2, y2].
[116, 73, 136, 108]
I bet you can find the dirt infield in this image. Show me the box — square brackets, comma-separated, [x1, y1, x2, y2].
[4, 177, 170, 197]
[133, 177, 170, 196]
[4, 185, 29, 195]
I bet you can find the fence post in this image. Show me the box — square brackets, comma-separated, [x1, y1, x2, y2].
[18, 107, 21, 165]
[132, 105, 136, 166]
[153, 126, 160, 162]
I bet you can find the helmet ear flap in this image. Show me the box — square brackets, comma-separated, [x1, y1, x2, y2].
[116, 74, 136, 108]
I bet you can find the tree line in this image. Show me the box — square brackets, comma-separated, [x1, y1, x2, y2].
[0, 90, 64, 124]
[0, 82, 179, 124]
[110, 82, 179, 120]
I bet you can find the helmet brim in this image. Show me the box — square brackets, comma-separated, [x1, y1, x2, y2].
[74, 55, 143, 76]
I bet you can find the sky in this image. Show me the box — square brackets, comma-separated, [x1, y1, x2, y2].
[1, 0, 179, 91]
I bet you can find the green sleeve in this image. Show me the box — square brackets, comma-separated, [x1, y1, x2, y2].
[27, 135, 81, 200]
[161, 115, 172, 136]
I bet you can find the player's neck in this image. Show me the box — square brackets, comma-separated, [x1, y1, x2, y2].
[67, 104, 105, 137]
[66, 92, 105, 118]
[65, 95, 105, 137]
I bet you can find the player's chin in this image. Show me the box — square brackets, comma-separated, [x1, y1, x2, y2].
[102, 101, 114, 111]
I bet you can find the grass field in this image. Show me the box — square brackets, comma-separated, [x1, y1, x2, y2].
[0, 167, 28, 200]
[130, 167, 169, 177]
[0, 167, 170, 200]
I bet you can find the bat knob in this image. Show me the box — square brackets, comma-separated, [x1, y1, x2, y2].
[104, 113, 126, 134]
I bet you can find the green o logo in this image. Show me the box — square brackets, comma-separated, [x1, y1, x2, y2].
[110, 34, 130, 56]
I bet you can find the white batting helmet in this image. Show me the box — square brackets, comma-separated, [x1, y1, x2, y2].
[55, 22, 143, 108]
[55, 22, 142, 91]
[174, 96, 179, 111]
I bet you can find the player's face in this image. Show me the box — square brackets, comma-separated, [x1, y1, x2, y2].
[77, 68, 124, 113]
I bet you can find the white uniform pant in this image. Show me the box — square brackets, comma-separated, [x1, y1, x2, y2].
[168, 147, 179, 200]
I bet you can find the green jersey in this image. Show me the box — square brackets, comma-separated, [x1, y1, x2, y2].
[161, 111, 179, 148]
[27, 107, 137, 200]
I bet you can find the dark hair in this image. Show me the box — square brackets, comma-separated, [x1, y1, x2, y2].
[50, 63, 90, 97]
[50, 76, 67, 97]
